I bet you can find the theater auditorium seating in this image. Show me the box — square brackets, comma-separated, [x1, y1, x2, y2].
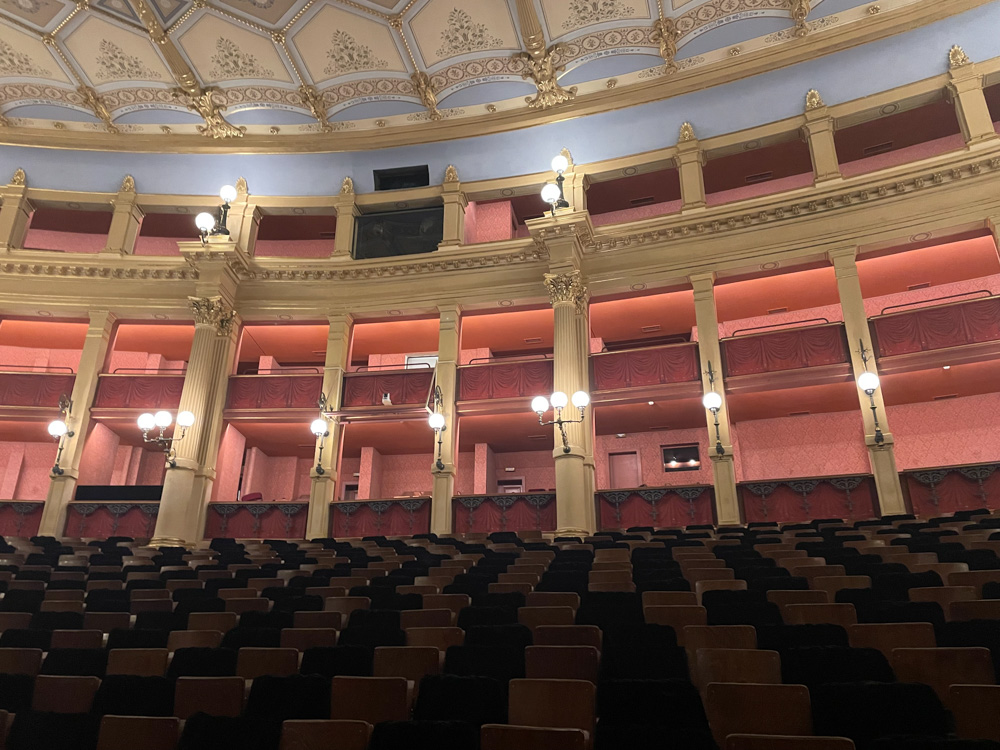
[0, 518, 999, 750]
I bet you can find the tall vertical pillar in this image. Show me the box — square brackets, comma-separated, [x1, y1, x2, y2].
[38, 310, 117, 535]
[828, 247, 907, 516]
[0, 168, 32, 253]
[104, 176, 144, 255]
[333, 178, 358, 258]
[574, 290, 596, 510]
[306, 313, 352, 540]
[152, 295, 239, 545]
[430, 304, 461, 535]
[440, 167, 467, 249]
[560, 149, 589, 212]
[802, 90, 843, 183]
[676, 124, 706, 212]
[947, 59, 999, 147]
[690, 273, 741, 525]
[226, 177, 261, 256]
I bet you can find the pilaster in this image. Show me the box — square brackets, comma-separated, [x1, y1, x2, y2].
[690, 272, 740, 525]
[947, 65, 1000, 147]
[0, 169, 32, 253]
[440, 173, 468, 249]
[230, 203, 262, 256]
[828, 247, 907, 516]
[802, 92, 843, 183]
[103, 184, 144, 255]
[307, 313, 352, 540]
[676, 130, 706, 212]
[430, 304, 461, 535]
[333, 179, 359, 258]
[39, 310, 117, 535]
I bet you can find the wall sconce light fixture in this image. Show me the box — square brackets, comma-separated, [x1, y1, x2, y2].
[48, 393, 74, 476]
[540, 153, 571, 216]
[531, 389, 589, 454]
[703, 361, 725, 456]
[195, 184, 238, 243]
[857, 340, 885, 445]
[310, 417, 330, 475]
[428, 385, 447, 470]
[138, 409, 194, 467]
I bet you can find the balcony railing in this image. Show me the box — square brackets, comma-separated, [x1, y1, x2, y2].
[0, 368, 75, 408]
[92, 374, 184, 409]
[226, 374, 323, 410]
[342, 369, 434, 408]
[721, 322, 849, 377]
[458, 358, 554, 402]
[871, 294, 1000, 357]
[591, 342, 699, 391]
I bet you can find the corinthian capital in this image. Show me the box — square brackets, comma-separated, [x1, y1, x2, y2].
[544, 270, 588, 313]
[189, 296, 236, 336]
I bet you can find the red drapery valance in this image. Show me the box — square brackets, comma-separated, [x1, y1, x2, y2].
[204, 503, 308, 539]
[452, 494, 557, 534]
[904, 464, 1000, 515]
[342, 371, 434, 408]
[597, 488, 714, 529]
[65, 503, 159, 539]
[458, 361, 554, 402]
[722, 324, 848, 377]
[0, 503, 43, 537]
[0, 373, 76, 408]
[330, 500, 431, 537]
[93, 376, 184, 409]
[591, 344, 699, 391]
[739, 476, 878, 524]
[872, 297, 1000, 357]
[226, 376, 323, 410]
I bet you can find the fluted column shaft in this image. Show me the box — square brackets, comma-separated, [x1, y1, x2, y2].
[430, 305, 461, 535]
[690, 273, 741, 525]
[829, 248, 907, 516]
[39, 310, 116, 535]
[307, 313, 353, 539]
[152, 297, 238, 544]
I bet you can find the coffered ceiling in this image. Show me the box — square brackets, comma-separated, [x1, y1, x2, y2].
[0, 0, 956, 147]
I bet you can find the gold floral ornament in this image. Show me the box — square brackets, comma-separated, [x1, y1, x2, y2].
[0, 38, 51, 77]
[340, 176, 354, 195]
[299, 84, 333, 133]
[173, 87, 244, 139]
[94, 39, 161, 82]
[325, 30, 386, 76]
[210, 37, 272, 80]
[790, 0, 810, 37]
[410, 71, 442, 121]
[444, 165, 459, 183]
[189, 296, 236, 336]
[651, 17, 679, 74]
[437, 8, 502, 57]
[517, 44, 577, 110]
[805, 89, 825, 111]
[77, 85, 119, 134]
[120, 174, 135, 193]
[235, 177, 248, 196]
[543, 270, 588, 313]
[679, 122, 696, 142]
[562, 0, 635, 31]
[949, 45, 971, 69]
[10, 168, 26, 186]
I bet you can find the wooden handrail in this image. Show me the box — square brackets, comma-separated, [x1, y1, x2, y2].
[875, 290, 993, 317]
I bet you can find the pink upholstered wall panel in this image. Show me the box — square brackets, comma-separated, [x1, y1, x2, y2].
[460, 348, 491, 366]
[470, 202, 515, 243]
[0, 443, 23, 499]
[840, 134, 966, 178]
[23, 229, 107, 254]
[78, 422, 120, 486]
[358, 446, 381, 499]
[10, 442, 58, 500]
[591, 200, 682, 227]
[888, 393, 1000, 470]
[595, 427, 714, 490]
[243, 449, 311, 501]
[706, 173, 813, 207]
[254, 240, 333, 258]
[379, 453, 433, 498]
[732, 411, 870, 481]
[212, 424, 246, 502]
[493, 450, 555, 492]
[473, 442, 498, 495]
[339, 456, 361, 501]
[455, 451, 476, 496]
[718, 304, 844, 337]
[0, 345, 82, 372]
[463, 201, 478, 245]
[133, 237, 185, 256]
[107, 351, 186, 373]
[137, 450, 164, 485]
[863, 273, 1000, 317]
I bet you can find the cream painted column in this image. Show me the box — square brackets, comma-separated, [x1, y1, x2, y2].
[560, 149, 590, 212]
[306, 313, 352, 540]
[38, 310, 117, 536]
[947, 62, 999, 147]
[152, 296, 239, 545]
[574, 294, 596, 509]
[104, 178, 143, 255]
[690, 273, 741, 525]
[430, 304, 461, 535]
[802, 91, 843, 183]
[440, 167, 467, 249]
[828, 247, 907, 516]
[676, 124, 706, 212]
[0, 168, 32, 253]
[332, 178, 358, 258]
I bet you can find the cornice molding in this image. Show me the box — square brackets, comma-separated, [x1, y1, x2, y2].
[0, 0, 989, 155]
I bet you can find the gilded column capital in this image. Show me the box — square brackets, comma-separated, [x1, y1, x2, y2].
[544, 270, 588, 313]
[188, 296, 236, 336]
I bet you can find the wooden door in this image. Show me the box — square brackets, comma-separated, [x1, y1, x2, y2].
[609, 452, 641, 489]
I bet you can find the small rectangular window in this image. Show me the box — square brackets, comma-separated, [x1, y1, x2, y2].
[405, 355, 438, 370]
[662, 444, 701, 473]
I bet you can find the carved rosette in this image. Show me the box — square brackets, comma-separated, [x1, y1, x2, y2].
[949, 45, 971, 69]
[120, 174, 135, 193]
[340, 176, 355, 195]
[678, 122, 696, 143]
[444, 165, 459, 183]
[10, 168, 26, 186]
[189, 296, 236, 336]
[544, 270, 588, 313]
[235, 177, 248, 196]
[805, 89, 825, 111]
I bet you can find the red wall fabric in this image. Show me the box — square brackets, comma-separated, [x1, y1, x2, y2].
[0, 373, 75, 407]
[722, 324, 848, 377]
[330, 499, 430, 537]
[597, 488, 714, 529]
[888, 393, 1000, 471]
[226, 376, 323, 410]
[739, 477, 878, 523]
[204, 503, 308, 539]
[458, 361, 554, 401]
[0, 502, 42, 537]
[93, 375, 184, 409]
[904, 465, 1000, 515]
[872, 296, 1000, 356]
[452, 494, 557, 534]
[65, 503, 159, 539]
[591, 344, 699, 391]
[342, 371, 433, 408]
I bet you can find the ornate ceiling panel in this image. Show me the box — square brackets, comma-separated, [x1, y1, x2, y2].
[0, 0, 978, 150]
